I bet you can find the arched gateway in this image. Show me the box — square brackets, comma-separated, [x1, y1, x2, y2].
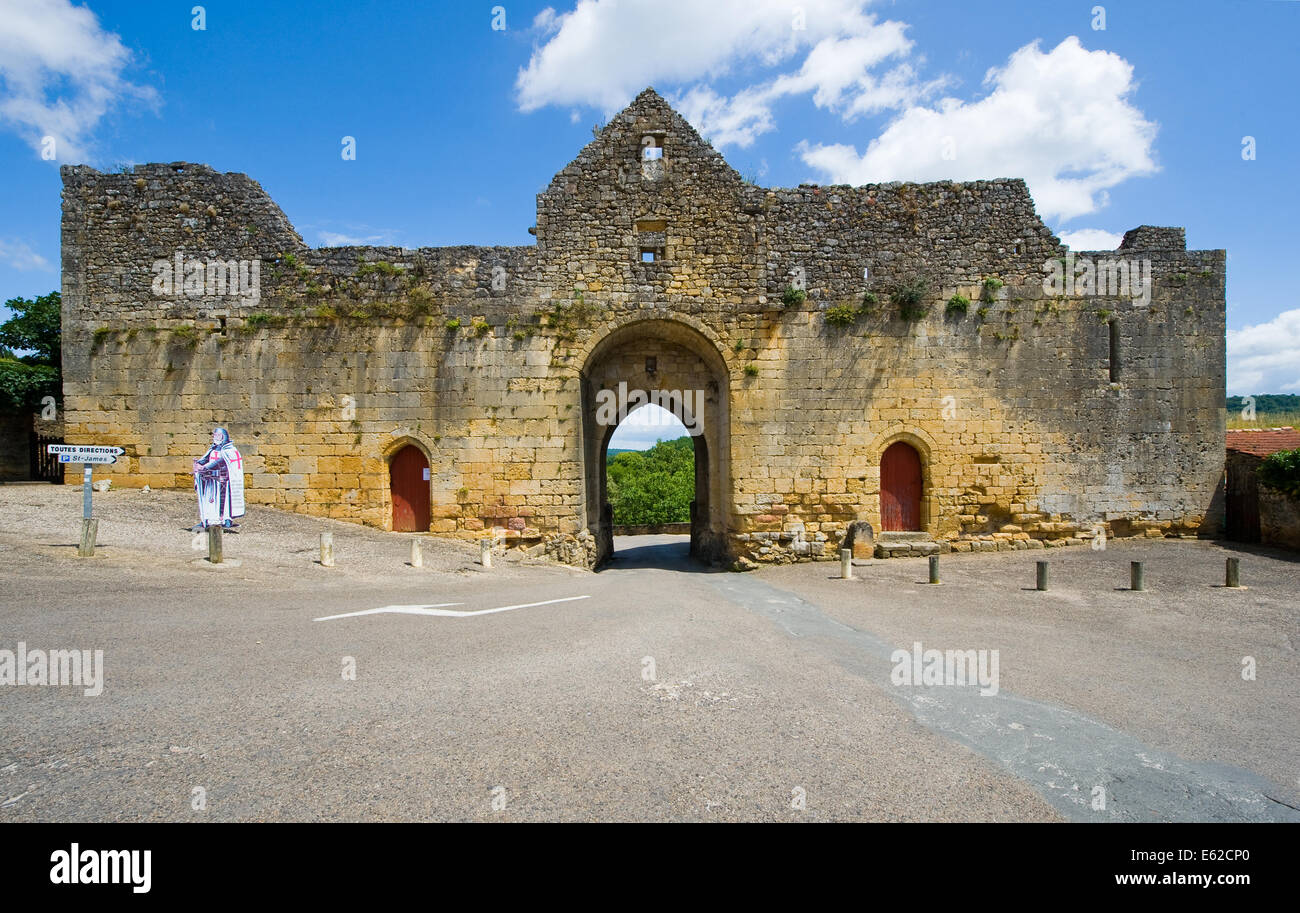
[579, 318, 731, 566]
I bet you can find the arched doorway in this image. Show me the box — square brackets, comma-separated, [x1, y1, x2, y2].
[389, 444, 431, 532]
[881, 441, 923, 531]
[602, 404, 698, 565]
[580, 318, 730, 567]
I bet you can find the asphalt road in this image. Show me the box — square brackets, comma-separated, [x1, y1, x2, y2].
[1, 492, 1296, 822]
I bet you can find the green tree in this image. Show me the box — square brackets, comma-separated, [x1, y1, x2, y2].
[0, 291, 61, 410]
[606, 436, 695, 525]
[1258, 448, 1300, 499]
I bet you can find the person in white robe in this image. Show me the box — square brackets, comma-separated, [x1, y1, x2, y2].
[191, 427, 246, 531]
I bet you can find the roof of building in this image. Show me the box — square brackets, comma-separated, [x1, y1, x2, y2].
[1225, 427, 1300, 457]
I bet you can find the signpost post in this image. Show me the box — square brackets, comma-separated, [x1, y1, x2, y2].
[46, 446, 123, 557]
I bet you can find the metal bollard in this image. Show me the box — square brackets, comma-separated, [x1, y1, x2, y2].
[320, 531, 334, 567]
[840, 548, 853, 579]
[1130, 560, 1144, 592]
[410, 538, 423, 568]
[1225, 557, 1240, 588]
[1036, 560, 1048, 591]
[928, 555, 940, 584]
[207, 525, 223, 564]
[480, 538, 492, 568]
[78, 518, 98, 558]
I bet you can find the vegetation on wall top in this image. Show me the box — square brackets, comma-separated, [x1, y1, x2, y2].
[1258, 448, 1300, 498]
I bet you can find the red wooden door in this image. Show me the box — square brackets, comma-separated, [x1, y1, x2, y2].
[390, 445, 430, 532]
[881, 442, 922, 531]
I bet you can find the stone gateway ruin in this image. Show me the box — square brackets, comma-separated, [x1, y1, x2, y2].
[59, 89, 1226, 568]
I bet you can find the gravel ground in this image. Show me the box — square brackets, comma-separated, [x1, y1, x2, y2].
[0, 483, 581, 586]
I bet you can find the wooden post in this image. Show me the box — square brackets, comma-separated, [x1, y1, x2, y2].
[78, 518, 98, 558]
[840, 548, 853, 579]
[207, 525, 222, 564]
[1130, 561, 1144, 592]
[410, 538, 423, 568]
[480, 538, 492, 568]
[320, 532, 334, 567]
[1225, 557, 1240, 588]
[1036, 560, 1048, 591]
[928, 555, 939, 585]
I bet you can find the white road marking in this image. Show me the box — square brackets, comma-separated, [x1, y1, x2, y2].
[313, 595, 590, 622]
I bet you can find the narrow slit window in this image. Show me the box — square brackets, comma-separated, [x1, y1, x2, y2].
[1108, 319, 1121, 381]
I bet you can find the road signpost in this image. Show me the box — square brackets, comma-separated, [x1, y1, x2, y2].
[46, 445, 123, 556]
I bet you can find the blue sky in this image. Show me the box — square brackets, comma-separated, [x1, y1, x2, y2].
[2, 0, 1297, 414]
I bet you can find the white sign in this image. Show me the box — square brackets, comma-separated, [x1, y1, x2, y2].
[58, 453, 117, 464]
[47, 445, 123, 461]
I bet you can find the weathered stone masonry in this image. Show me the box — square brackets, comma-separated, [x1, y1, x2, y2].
[60, 89, 1226, 567]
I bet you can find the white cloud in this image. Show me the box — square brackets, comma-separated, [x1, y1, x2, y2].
[317, 231, 386, 247]
[313, 222, 403, 247]
[0, 0, 158, 162]
[608, 404, 691, 450]
[516, 0, 931, 147]
[1058, 228, 1123, 251]
[1227, 308, 1300, 395]
[798, 37, 1158, 221]
[0, 237, 52, 271]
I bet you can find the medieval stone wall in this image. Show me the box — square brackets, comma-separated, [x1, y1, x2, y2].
[60, 89, 1226, 565]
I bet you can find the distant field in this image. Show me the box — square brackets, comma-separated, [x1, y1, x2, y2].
[1225, 394, 1299, 430]
[1227, 411, 1300, 430]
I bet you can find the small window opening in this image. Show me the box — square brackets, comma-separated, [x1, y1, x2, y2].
[636, 219, 667, 263]
[641, 135, 663, 160]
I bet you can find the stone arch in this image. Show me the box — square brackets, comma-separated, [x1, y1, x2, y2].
[866, 427, 938, 535]
[568, 310, 735, 378]
[579, 316, 732, 566]
[380, 434, 435, 532]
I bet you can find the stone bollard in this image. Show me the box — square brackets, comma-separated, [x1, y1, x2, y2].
[78, 518, 98, 558]
[207, 525, 222, 564]
[1036, 560, 1048, 591]
[1225, 557, 1240, 588]
[840, 548, 853, 580]
[480, 538, 492, 568]
[1130, 561, 1144, 592]
[410, 538, 423, 568]
[320, 531, 335, 567]
[928, 555, 939, 585]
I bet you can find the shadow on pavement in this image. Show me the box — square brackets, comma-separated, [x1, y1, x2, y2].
[601, 534, 719, 573]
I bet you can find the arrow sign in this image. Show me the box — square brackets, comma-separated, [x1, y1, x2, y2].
[58, 453, 117, 464]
